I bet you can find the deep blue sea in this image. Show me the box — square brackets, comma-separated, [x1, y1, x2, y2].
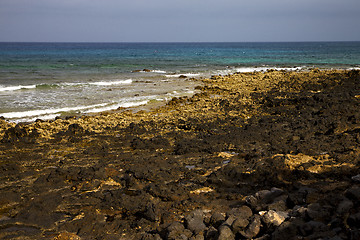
[1, 42, 359, 122]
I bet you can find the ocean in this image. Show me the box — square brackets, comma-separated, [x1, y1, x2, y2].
[1, 42, 360, 122]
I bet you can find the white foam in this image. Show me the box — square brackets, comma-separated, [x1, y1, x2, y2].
[16, 114, 61, 123]
[151, 70, 167, 73]
[239, 66, 303, 72]
[1, 99, 152, 122]
[165, 73, 200, 78]
[121, 100, 149, 108]
[270, 67, 303, 71]
[136, 69, 166, 73]
[83, 100, 149, 113]
[0, 79, 133, 92]
[61, 82, 83, 86]
[216, 66, 303, 75]
[235, 67, 267, 73]
[88, 79, 133, 86]
[56, 79, 133, 87]
[0, 103, 108, 119]
[0, 85, 36, 92]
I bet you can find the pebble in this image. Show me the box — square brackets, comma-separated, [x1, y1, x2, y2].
[262, 210, 287, 228]
[255, 190, 271, 201]
[209, 212, 225, 228]
[221, 215, 236, 227]
[166, 222, 184, 232]
[232, 217, 249, 234]
[240, 214, 261, 239]
[259, 188, 284, 204]
[226, 205, 252, 219]
[185, 210, 207, 234]
[245, 195, 260, 211]
[218, 225, 235, 240]
[269, 187, 285, 198]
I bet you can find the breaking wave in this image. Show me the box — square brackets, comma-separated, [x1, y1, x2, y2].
[0, 85, 36, 92]
[88, 79, 133, 86]
[0, 99, 150, 122]
[0, 79, 133, 92]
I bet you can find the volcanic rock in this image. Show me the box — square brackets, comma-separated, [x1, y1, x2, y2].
[217, 225, 235, 240]
[239, 214, 261, 239]
[184, 210, 206, 234]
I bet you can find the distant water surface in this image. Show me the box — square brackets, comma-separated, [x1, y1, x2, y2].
[0, 42, 359, 122]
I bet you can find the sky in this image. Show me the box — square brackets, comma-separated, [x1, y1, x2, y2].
[0, 0, 360, 42]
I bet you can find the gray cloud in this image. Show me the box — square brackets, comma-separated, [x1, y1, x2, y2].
[0, 0, 359, 42]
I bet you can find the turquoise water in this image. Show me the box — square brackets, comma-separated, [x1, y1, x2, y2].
[1, 42, 360, 122]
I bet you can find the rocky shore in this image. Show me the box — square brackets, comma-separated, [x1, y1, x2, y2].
[1, 69, 360, 239]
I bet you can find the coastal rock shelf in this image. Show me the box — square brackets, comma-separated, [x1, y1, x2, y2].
[1, 70, 360, 239]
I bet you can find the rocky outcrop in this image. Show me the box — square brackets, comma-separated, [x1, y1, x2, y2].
[1, 70, 360, 239]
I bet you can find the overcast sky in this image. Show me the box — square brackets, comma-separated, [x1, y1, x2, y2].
[0, 0, 359, 42]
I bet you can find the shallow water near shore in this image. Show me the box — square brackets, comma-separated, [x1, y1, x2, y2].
[1, 42, 360, 122]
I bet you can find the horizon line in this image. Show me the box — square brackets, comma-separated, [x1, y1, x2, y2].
[1, 40, 360, 44]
